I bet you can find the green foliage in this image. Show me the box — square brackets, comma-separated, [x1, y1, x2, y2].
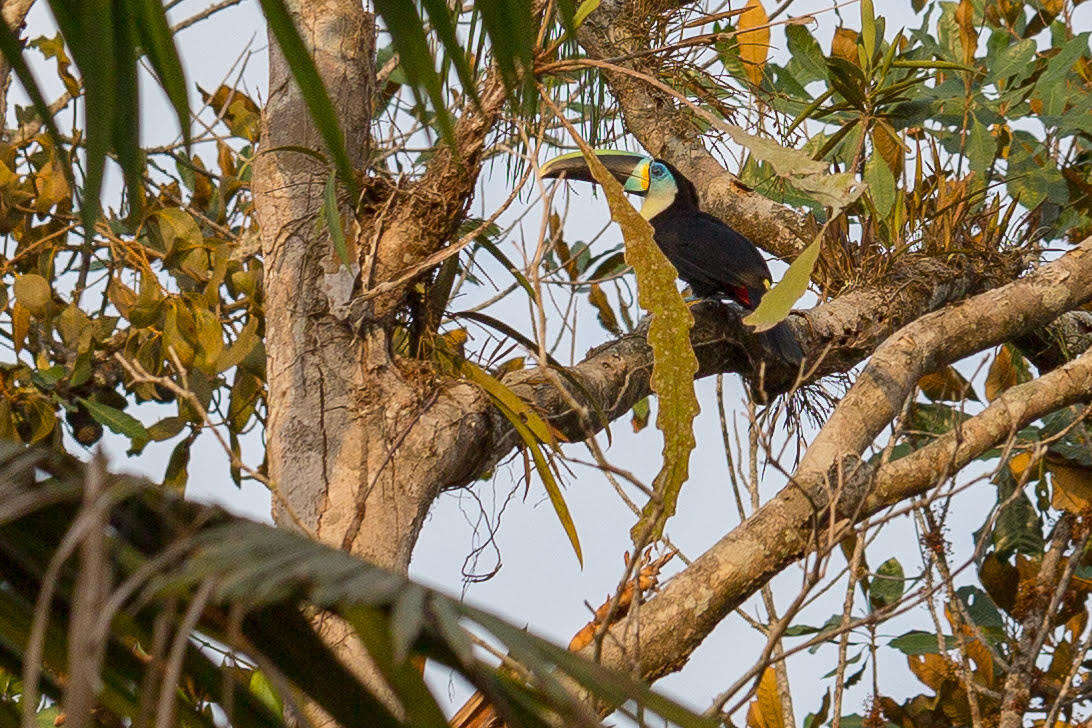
[0, 444, 714, 728]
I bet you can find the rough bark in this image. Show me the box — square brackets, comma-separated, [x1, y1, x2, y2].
[256, 1, 508, 574]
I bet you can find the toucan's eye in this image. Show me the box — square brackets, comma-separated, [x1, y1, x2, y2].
[650, 162, 668, 180]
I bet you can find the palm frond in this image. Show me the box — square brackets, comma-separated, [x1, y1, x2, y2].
[0, 443, 714, 728]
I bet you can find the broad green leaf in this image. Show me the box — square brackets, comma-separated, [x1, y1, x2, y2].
[860, 0, 877, 64]
[257, 0, 360, 198]
[742, 236, 819, 333]
[864, 153, 895, 217]
[869, 557, 905, 608]
[966, 117, 994, 176]
[888, 631, 956, 655]
[785, 25, 826, 83]
[724, 124, 863, 207]
[987, 38, 1035, 83]
[569, 145, 699, 544]
[77, 397, 149, 441]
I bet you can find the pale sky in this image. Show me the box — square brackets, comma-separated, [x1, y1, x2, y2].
[10, 0, 1091, 723]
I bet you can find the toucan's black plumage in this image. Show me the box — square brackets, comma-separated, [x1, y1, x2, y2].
[541, 152, 803, 365]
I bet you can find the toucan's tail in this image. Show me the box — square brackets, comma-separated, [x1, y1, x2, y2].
[758, 320, 803, 366]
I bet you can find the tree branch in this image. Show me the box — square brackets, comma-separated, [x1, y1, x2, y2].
[447, 254, 982, 486]
[564, 235, 1092, 704]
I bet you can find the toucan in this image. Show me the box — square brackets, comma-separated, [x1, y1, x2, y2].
[541, 150, 803, 365]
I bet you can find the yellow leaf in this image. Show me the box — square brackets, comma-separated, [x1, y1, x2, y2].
[154, 208, 203, 257]
[907, 653, 956, 691]
[199, 85, 261, 141]
[737, 0, 770, 86]
[11, 302, 29, 354]
[458, 360, 563, 449]
[955, 0, 977, 66]
[193, 306, 225, 372]
[494, 357, 525, 376]
[831, 27, 860, 65]
[742, 236, 818, 333]
[985, 344, 1018, 401]
[57, 303, 92, 353]
[746, 667, 785, 728]
[34, 155, 70, 212]
[571, 145, 699, 545]
[872, 121, 905, 177]
[13, 274, 52, 316]
[1048, 459, 1092, 513]
[918, 366, 977, 402]
[1008, 451, 1034, 479]
[588, 283, 621, 335]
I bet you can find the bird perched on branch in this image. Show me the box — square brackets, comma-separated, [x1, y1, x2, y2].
[541, 150, 803, 365]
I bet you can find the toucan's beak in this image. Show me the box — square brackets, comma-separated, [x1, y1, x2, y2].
[540, 150, 652, 196]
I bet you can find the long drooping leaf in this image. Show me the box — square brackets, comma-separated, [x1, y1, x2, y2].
[121, 0, 191, 152]
[372, 0, 457, 146]
[457, 358, 583, 564]
[0, 445, 712, 727]
[568, 143, 699, 544]
[48, 0, 116, 227]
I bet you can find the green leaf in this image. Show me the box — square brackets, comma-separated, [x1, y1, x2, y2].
[864, 153, 895, 217]
[573, 0, 602, 28]
[372, 0, 456, 147]
[742, 235, 819, 333]
[868, 557, 905, 608]
[458, 360, 581, 564]
[966, 117, 995, 176]
[860, 0, 876, 65]
[723, 123, 863, 207]
[568, 146, 699, 544]
[889, 631, 957, 655]
[163, 436, 192, 491]
[50, 0, 117, 228]
[988, 38, 1035, 84]
[77, 397, 149, 441]
[322, 170, 351, 267]
[121, 0, 190, 152]
[249, 670, 283, 716]
[785, 25, 826, 83]
[256, 0, 359, 199]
